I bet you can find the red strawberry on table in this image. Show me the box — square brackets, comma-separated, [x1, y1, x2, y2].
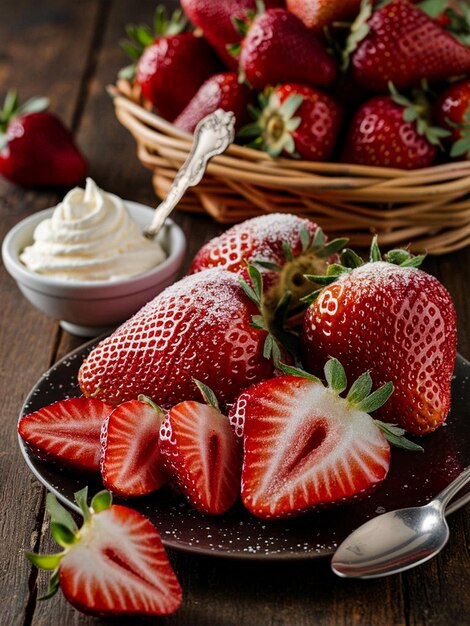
[120, 6, 220, 121]
[160, 380, 242, 515]
[180, 0, 284, 69]
[78, 269, 274, 408]
[435, 79, 470, 158]
[239, 83, 342, 161]
[26, 488, 181, 616]
[18, 397, 113, 474]
[239, 358, 421, 519]
[189, 213, 347, 317]
[0, 90, 87, 188]
[173, 72, 253, 133]
[100, 396, 168, 497]
[301, 239, 457, 435]
[341, 87, 450, 169]
[237, 8, 337, 89]
[346, 0, 470, 92]
[286, 0, 362, 32]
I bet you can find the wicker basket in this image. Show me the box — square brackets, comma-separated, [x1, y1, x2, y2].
[111, 80, 470, 254]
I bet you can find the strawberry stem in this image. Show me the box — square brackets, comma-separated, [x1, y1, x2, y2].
[193, 379, 220, 411]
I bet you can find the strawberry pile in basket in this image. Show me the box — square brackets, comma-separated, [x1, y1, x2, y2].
[20, 214, 457, 616]
[118, 0, 470, 168]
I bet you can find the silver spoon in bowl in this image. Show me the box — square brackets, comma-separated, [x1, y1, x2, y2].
[331, 465, 470, 579]
[144, 108, 235, 239]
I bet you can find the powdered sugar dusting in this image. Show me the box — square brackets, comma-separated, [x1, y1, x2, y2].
[190, 213, 318, 274]
[79, 269, 274, 407]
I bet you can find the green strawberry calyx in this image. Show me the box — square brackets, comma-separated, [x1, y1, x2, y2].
[388, 82, 451, 148]
[419, 0, 470, 46]
[341, 0, 373, 71]
[445, 111, 470, 158]
[278, 357, 423, 452]
[192, 378, 221, 412]
[301, 236, 426, 305]
[238, 88, 304, 158]
[25, 487, 112, 600]
[119, 5, 187, 80]
[227, 0, 266, 58]
[0, 90, 49, 151]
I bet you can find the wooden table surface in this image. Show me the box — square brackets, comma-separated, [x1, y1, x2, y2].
[1, 1, 469, 625]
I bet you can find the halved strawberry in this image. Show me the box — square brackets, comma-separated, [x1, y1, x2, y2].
[26, 488, 182, 616]
[100, 396, 168, 497]
[239, 358, 422, 519]
[18, 398, 113, 474]
[159, 380, 242, 515]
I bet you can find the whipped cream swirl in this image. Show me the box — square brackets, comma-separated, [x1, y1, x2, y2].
[21, 178, 166, 281]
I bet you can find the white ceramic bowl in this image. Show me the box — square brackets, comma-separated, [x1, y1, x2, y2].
[2, 201, 186, 336]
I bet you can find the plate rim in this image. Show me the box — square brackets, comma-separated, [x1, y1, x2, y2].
[17, 340, 470, 560]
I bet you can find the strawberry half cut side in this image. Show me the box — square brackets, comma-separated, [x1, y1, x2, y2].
[159, 380, 242, 515]
[25, 488, 182, 617]
[100, 396, 168, 497]
[18, 397, 113, 474]
[240, 358, 422, 519]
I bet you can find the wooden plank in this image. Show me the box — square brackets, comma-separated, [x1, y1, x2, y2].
[2, 0, 466, 623]
[0, 1, 102, 625]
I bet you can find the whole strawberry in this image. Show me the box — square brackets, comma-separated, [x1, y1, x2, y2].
[301, 240, 457, 435]
[180, 0, 284, 69]
[341, 88, 449, 169]
[286, 0, 362, 32]
[238, 8, 337, 89]
[120, 6, 220, 121]
[26, 488, 182, 616]
[173, 72, 253, 133]
[78, 269, 274, 408]
[435, 79, 470, 158]
[346, 0, 470, 92]
[0, 91, 86, 188]
[189, 213, 346, 317]
[239, 84, 342, 161]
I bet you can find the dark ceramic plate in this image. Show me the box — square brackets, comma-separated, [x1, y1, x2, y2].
[18, 341, 470, 560]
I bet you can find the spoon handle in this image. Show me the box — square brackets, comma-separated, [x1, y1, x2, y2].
[435, 465, 470, 509]
[144, 109, 235, 239]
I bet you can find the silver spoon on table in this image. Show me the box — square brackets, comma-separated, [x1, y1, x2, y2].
[331, 465, 470, 579]
[144, 108, 235, 239]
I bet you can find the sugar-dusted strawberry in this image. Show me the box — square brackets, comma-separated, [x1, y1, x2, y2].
[286, 0, 362, 32]
[160, 380, 242, 515]
[301, 239, 457, 435]
[79, 269, 274, 408]
[100, 396, 168, 497]
[180, 0, 284, 69]
[173, 72, 253, 133]
[239, 84, 342, 161]
[341, 87, 450, 169]
[189, 213, 347, 319]
[345, 0, 470, 92]
[237, 8, 337, 89]
[239, 358, 421, 519]
[18, 397, 113, 474]
[120, 6, 220, 121]
[0, 91, 86, 188]
[26, 488, 181, 616]
[435, 79, 470, 158]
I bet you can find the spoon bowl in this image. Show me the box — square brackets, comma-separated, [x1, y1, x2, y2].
[332, 465, 470, 579]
